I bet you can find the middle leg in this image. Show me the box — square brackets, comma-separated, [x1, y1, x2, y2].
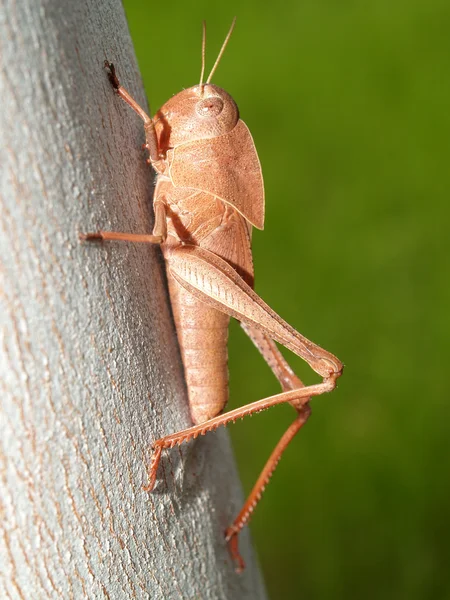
[79, 200, 167, 244]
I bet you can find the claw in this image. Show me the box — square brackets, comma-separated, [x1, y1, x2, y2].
[79, 232, 103, 242]
[225, 528, 245, 573]
[104, 60, 120, 90]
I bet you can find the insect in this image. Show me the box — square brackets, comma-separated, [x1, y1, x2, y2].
[81, 19, 343, 572]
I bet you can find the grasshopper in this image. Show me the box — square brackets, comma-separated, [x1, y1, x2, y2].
[81, 19, 343, 571]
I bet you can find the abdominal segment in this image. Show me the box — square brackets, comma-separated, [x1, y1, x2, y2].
[167, 273, 230, 425]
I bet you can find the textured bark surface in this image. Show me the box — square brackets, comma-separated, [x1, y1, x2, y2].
[0, 0, 268, 598]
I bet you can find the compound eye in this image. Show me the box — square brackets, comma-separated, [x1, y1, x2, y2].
[195, 97, 224, 117]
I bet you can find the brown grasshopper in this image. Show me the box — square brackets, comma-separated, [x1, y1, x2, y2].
[81, 19, 343, 571]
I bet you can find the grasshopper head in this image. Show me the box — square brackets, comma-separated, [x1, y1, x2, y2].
[153, 19, 239, 153]
[153, 84, 239, 152]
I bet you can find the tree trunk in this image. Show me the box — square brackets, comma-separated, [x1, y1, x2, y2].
[0, 0, 267, 597]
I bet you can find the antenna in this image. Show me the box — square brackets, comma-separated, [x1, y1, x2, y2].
[199, 20, 207, 94]
[206, 17, 236, 84]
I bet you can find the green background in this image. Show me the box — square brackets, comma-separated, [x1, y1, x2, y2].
[123, 1, 450, 598]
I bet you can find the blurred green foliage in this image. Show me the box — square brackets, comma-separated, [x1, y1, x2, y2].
[123, 1, 450, 598]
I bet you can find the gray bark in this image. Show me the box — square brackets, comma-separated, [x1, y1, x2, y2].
[0, 1, 267, 598]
